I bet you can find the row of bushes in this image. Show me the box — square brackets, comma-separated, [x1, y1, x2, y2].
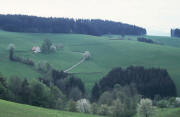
[137, 37, 154, 44]
[13, 56, 34, 66]
[8, 44, 34, 66]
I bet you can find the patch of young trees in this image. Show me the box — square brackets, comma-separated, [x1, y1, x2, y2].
[39, 69, 86, 101]
[0, 14, 146, 36]
[0, 76, 66, 109]
[91, 66, 177, 101]
[92, 84, 140, 117]
[0, 70, 87, 110]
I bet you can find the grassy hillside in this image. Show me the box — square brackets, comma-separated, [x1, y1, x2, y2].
[153, 108, 180, 117]
[0, 99, 102, 117]
[0, 99, 179, 117]
[0, 30, 180, 94]
[133, 107, 180, 117]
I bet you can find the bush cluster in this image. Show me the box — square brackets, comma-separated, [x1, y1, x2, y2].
[137, 37, 154, 44]
[14, 56, 34, 66]
[41, 39, 59, 54]
[36, 61, 52, 73]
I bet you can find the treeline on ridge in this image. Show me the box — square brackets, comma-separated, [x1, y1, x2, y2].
[0, 14, 146, 36]
[91, 66, 177, 101]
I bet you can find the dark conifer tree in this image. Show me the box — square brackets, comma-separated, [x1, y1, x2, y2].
[91, 82, 100, 102]
[20, 79, 31, 104]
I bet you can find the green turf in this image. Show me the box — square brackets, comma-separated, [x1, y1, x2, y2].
[133, 107, 180, 117]
[153, 108, 180, 117]
[0, 30, 180, 94]
[0, 99, 102, 117]
[0, 99, 179, 117]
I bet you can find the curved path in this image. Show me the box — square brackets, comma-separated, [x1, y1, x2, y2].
[64, 58, 85, 73]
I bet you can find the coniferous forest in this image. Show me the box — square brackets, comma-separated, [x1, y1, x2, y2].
[0, 14, 146, 36]
[91, 66, 177, 101]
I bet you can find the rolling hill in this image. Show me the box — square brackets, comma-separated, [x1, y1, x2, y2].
[0, 99, 179, 117]
[0, 30, 180, 95]
[0, 99, 102, 117]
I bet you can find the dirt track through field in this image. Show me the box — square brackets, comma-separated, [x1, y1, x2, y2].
[64, 58, 85, 73]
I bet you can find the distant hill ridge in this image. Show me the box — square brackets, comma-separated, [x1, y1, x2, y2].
[0, 14, 146, 36]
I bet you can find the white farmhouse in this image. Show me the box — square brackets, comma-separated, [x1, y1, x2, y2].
[32, 46, 41, 53]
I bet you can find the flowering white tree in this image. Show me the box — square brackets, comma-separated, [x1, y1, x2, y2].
[137, 98, 155, 117]
[50, 45, 56, 52]
[175, 97, 180, 107]
[76, 99, 91, 113]
[56, 43, 64, 50]
[83, 51, 91, 60]
[8, 43, 15, 50]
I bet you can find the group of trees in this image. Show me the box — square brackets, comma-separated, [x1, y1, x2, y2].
[3, 53, 180, 117]
[0, 14, 146, 36]
[0, 76, 66, 109]
[41, 39, 56, 54]
[0, 70, 87, 110]
[91, 66, 177, 101]
[39, 69, 86, 101]
[92, 84, 140, 117]
[41, 39, 64, 54]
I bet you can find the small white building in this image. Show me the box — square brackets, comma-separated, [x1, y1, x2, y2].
[32, 46, 41, 53]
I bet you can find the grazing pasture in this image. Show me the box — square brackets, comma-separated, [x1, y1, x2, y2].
[0, 99, 103, 117]
[0, 30, 180, 94]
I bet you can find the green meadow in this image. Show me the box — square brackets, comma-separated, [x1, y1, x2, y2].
[133, 107, 180, 117]
[0, 99, 102, 117]
[0, 30, 180, 94]
[0, 99, 179, 117]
